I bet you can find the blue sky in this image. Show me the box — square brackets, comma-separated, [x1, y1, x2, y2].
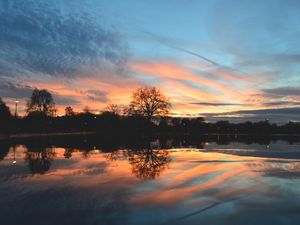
[1, 0, 300, 122]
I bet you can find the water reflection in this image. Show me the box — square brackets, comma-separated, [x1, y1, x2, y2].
[25, 147, 56, 174]
[63, 147, 73, 159]
[102, 139, 172, 179]
[0, 141, 10, 161]
[126, 149, 171, 180]
[21, 145, 172, 179]
[1, 135, 300, 224]
[1, 135, 300, 179]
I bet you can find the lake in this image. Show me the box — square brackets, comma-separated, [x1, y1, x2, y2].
[1, 135, 300, 225]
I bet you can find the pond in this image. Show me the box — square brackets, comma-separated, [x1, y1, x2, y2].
[1, 135, 300, 225]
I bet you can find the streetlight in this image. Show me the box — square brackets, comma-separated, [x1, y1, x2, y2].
[14, 99, 19, 117]
[12, 145, 16, 165]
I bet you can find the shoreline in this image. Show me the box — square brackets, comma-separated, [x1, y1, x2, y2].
[0, 132, 95, 140]
[2, 131, 300, 141]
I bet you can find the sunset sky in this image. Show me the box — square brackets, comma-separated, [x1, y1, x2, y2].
[1, 0, 300, 122]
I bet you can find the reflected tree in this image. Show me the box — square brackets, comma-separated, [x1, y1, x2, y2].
[64, 147, 74, 159]
[0, 142, 10, 161]
[25, 147, 56, 174]
[126, 149, 171, 180]
[104, 150, 126, 162]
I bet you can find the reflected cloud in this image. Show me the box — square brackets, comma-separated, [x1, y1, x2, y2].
[1, 137, 300, 224]
[247, 160, 300, 178]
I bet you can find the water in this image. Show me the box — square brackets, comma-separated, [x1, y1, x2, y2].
[1, 135, 300, 225]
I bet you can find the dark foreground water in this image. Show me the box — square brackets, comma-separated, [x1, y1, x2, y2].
[1, 135, 300, 225]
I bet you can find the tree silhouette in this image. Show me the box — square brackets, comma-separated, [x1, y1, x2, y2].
[0, 98, 11, 126]
[65, 106, 75, 116]
[0, 98, 12, 133]
[26, 89, 56, 117]
[83, 106, 92, 114]
[128, 87, 171, 120]
[104, 104, 122, 115]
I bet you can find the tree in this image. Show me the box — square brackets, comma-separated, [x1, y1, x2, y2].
[104, 104, 121, 115]
[82, 106, 92, 114]
[26, 89, 56, 116]
[0, 98, 12, 132]
[128, 87, 171, 120]
[0, 98, 11, 120]
[65, 106, 75, 116]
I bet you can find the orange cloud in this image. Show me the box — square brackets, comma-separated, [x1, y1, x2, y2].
[131, 61, 243, 98]
[130, 60, 264, 116]
[7, 59, 265, 117]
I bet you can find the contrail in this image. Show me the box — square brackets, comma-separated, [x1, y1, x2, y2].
[165, 43, 219, 66]
[142, 31, 219, 66]
[142, 31, 249, 76]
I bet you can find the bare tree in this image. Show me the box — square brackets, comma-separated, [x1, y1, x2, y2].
[83, 106, 91, 114]
[128, 87, 171, 120]
[104, 104, 121, 115]
[26, 89, 56, 116]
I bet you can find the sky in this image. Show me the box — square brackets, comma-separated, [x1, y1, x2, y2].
[1, 0, 300, 123]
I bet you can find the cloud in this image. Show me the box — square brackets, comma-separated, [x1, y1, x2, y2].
[53, 95, 80, 106]
[207, 0, 300, 87]
[263, 101, 300, 106]
[130, 60, 262, 118]
[131, 61, 243, 98]
[262, 87, 300, 98]
[0, 82, 33, 98]
[0, 0, 127, 78]
[1, 0, 299, 122]
[200, 107, 300, 123]
[271, 54, 300, 64]
[0, 81, 80, 106]
[203, 107, 300, 116]
[84, 90, 108, 103]
[191, 102, 248, 107]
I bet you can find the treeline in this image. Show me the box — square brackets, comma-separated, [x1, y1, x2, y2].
[1, 87, 300, 135]
[3, 115, 300, 135]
